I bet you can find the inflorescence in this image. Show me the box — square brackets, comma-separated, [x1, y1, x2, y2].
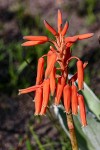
[19, 10, 94, 127]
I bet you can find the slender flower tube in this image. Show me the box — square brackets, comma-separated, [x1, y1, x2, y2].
[77, 60, 84, 90]
[42, 79, 50, 108]
[65, 37, 78, 43]
[69, 62, 88, 83]
[50, 67, 56, 96]
[40, 79, 50, 115]
[61, 21, 69, 36]
[45, 52, 57, 79]
[47, 50, 54, 65]
[74, 33, 94, 40]
[23, 36, 49, 41]
[34, 88, 43, 115]
[21, 40, 47, 46]
[36, 57, 44, 85]
[55, 76, 65, 105]
[58, 9, 62, 33]
[18, 85, 41, 95]
[78, 94, 87, 127]
[71, 84, 78, 115]
[63, 84, 71, 113]
[44, 20, 58, 36]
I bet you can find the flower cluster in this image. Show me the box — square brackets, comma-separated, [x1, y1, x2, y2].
[19, 10, 93, 127]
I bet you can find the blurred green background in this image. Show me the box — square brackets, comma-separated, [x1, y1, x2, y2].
[0, 0, 100, 150]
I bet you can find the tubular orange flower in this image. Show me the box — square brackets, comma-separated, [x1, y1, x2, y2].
[61, 21, 69, 36]
[58, 9, 62, 33]
[34, 88, 43, 115]
[77, 60, 84, 90]
[50, 67, 56, 96]
[78, 94, 87, 127]
[75, 33, 94, 40]
[21, 40, 47, 46]
[45, 52, 57, 79]
[23, 36, 49, 41]
[47, 50, 54, 65]
[40, 79, 50, 115]
[42, 79, 50, 108]
[71, 84, 78, 115]
[63, 84, 71, 113]
[18, 84, 41, 95]
[65, 37, 78, 43]
[55, 76, 65, 105]
[36, 57, 44, 85]
[44, 20, 58, 36]
[69, 62, 88, 83]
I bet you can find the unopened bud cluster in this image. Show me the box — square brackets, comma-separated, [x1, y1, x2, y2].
[19, 10, 93, 127]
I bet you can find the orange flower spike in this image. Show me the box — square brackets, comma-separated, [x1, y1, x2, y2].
[50, 67, 56, 96]
[58, 9, 62, 33]
[71, 84, 78, 115]
[21, 40, 47, 47]
[44, 20, 58, 36]
[78, 94, 87, 127]
[34, 88, 43, 115]
[75, 33, 94, 40]
[42, 79, 50, 108]
[61, 21, 69, 36]
[77, 60, 84, 90]
[45, 53, 57, 79]
[23, 36, 49, 41]
[36, 57, 44, 85]
[55, 76, 65, 105]
[63, 84, 71, 113]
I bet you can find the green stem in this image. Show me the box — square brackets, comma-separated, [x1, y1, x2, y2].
[66, 113, 78, 150]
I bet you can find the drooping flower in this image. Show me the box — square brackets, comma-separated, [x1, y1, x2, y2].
[19, 10, 93, 126]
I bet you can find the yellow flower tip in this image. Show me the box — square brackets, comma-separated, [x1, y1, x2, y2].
[81, 124, 88, 128]
[34, 113, 39, 116]
[18, 91, 21, 95]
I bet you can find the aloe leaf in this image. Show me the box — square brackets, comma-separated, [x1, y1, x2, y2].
[82, 83, 100, 120]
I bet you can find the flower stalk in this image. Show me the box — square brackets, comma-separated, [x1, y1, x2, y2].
[67, 112, 78, 150]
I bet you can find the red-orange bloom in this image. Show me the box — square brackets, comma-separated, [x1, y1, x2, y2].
[21, 40, 47, 46]
[77, 60, 84, 90]
[36, 57, 44, 85]
[63, 84, 71, 113]
[58, 9, 62, 33]
[71, 84, 78, 115]
[61, 21, 69, 36]
[50, 67, 56, 96]
[55, 76, 65, 105]
[44, 20, 58, 36]
[78, 94, 87, 127]
[34, 88, 43, 115]
[45, 52, 57, 79]
[23, 36, 49, 41]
